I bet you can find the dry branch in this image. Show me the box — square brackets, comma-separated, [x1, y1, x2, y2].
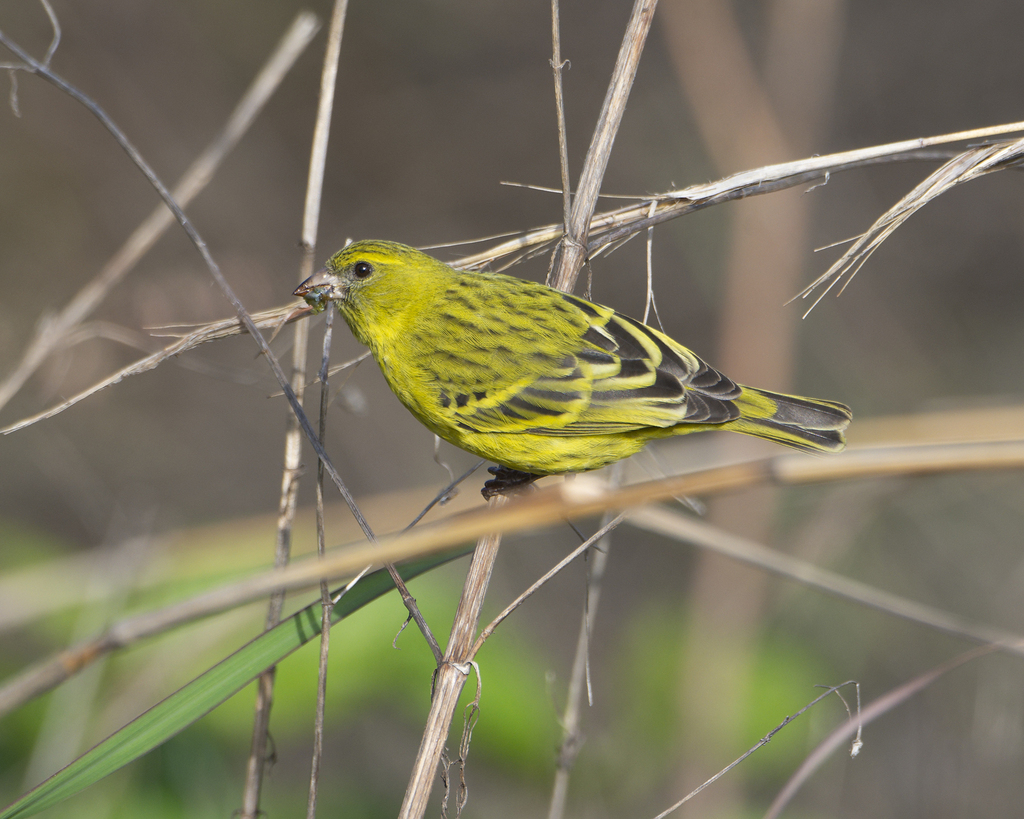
[764, 646, 997, 819]
[241, 1, 349, 812]
[7, 433, 1024, 720]
[398, 3, 658, 816]
[7, 119, 1024, 437]
[795, 135, 1024, 313]
[0, 12, 320, 414]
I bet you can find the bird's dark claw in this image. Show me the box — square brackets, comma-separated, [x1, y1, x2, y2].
[481, 466, 541, 499]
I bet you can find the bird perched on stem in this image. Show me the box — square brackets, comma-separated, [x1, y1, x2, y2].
[294, 241, 851, 497]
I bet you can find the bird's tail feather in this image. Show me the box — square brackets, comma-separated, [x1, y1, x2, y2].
[730, 387, 851, 453]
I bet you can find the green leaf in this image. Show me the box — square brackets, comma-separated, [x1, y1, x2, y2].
[1, 547, 470, 819]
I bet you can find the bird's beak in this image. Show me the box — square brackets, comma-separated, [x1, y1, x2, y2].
[293, 267, 334, 297]
[294, 268, 344, 312]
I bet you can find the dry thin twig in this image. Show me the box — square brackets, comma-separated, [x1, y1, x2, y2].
[240, 2, 349, 810]
[546, 501, 619, 819]
[653, 682, 860, 819]
[0, 10, 320, 415]
[546, 0, 658, 293]
[8, 121, 1024, 437]
[5, 434, 1024, 719]
[0, 304, 307, 435]
[398, 4, 657, 817]
[794, 135, 1024, 314]
[471, 513, 626, 660]
[298, 6, 349, 818]
[628, 504, 1023, 651]
[763, 647, 997, 819]
[0, 6, 380, 580]
[550, 0, 571, 230]
[307, 306, 336, 819]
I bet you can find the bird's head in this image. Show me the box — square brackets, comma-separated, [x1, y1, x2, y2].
[294, 240, 454, 345]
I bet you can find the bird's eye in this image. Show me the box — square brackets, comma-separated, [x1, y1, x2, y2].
[352, 261, 374, 279]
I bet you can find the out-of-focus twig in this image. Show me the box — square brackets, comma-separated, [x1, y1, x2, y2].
[546, 498, 620, 819]
[398, 5, 658, 818]
[0, 304, 309, 435]
[628, 504, 1023, 651]
[6, 434, 1024, 719]
[0, 12, 320, 415]
[762, 646, 997, 819]
[0, 7, 377, 571]
[653, 682, 860, 819]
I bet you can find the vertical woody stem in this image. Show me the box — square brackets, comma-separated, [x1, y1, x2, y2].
[397, 503, 506, 819]
[547, 0, 659, 292]
[398, 3, 658, 817]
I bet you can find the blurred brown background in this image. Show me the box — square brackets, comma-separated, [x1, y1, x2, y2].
[3, 1, 1024, 817]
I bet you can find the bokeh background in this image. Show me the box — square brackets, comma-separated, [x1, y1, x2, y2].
[3, 1, 1024, 817]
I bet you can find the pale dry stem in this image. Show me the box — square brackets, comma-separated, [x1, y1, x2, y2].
[0, 12, 320, 415]
[546, 505, 618, 819]
[653, 683, 861, 819]
[0, 6, 375, 576]
[7, 120, 1024, 437]
[398, 4, 658, 816]
[243, 3, 350, 816]
[398, 500, 506, 819]
[763, 647, 999, 819]
[794, 135, 1024, 314]
[5, 434, 1024, 720]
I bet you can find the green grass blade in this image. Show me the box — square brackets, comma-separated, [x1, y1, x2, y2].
[1, 547, 470, 819]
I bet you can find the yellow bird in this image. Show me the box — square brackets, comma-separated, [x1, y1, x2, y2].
[295, 241, 851, 495]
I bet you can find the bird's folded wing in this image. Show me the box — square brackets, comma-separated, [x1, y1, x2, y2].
[448, 301, 743, 436]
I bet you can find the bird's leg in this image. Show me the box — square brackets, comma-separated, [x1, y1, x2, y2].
[481, 465, 542, 499]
